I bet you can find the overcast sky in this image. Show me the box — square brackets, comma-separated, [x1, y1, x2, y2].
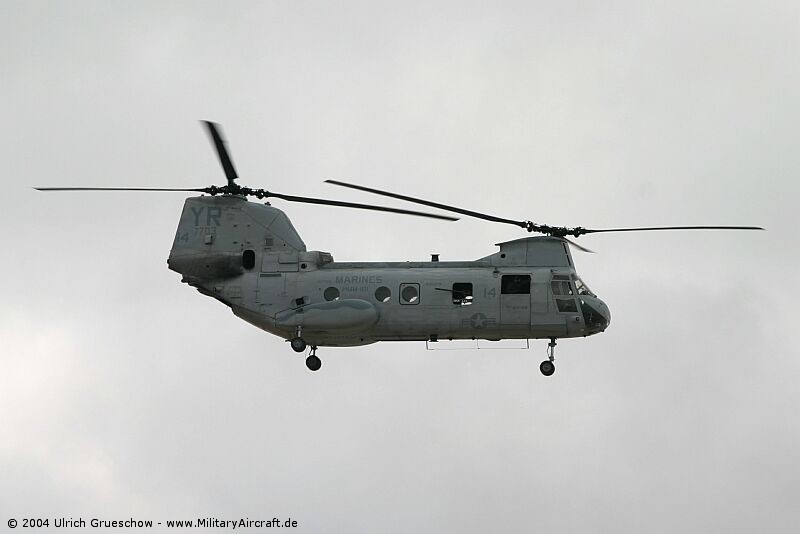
[2, 1, 798, 532]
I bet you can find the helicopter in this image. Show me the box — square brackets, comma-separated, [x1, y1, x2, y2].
[36, 122, 763, 375]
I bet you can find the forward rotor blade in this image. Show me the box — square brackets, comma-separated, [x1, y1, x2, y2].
[35, 187, 206, 192]
[202, 121, 238, 186]
[326, 179, 526, 228]
[267, 191, 459, 221]
[579, 225, 764, 235]
[559, 237, 595, 253]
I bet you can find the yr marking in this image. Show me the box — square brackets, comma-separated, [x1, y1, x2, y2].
[190, 206, 222, 227]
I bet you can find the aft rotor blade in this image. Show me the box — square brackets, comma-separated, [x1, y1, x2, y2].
[35, 187, 206, 192]
[267, 191, 459, 221]
[202, 120, 238, 186]
[579, 225, 764, 235]
[326, 179, 526, 228]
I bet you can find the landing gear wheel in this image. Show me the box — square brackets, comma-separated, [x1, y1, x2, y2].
[290, 337, 307, 353]
[540, 337, 557, 376]
[540, 360, 555, 376]
[306, 354, 322, 371]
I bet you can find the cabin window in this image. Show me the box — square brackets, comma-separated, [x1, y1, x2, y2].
[324, 287, 340, 301]
[501, 275, 530, 294]
[452, 283, 473, 305]
[375, 286, 391, 303]
[400, 283, 420, 304]
[242, 249, 256, 270]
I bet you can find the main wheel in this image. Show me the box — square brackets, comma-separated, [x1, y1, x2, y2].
[540, 360, 555, 376]
[290, 337, 307, 353]
[306, 354, 322, 371]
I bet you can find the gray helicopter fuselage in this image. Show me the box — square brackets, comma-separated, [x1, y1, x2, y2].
[168, 195, 610, 347]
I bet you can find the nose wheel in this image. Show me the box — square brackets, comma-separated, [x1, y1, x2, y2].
[540, 338, 556, 376]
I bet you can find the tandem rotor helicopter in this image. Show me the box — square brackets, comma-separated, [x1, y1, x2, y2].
[37, 122, 763, 375]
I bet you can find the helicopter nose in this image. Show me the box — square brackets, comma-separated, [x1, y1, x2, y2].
[596, 299, 611, 330]
[580, 296, 611, 333]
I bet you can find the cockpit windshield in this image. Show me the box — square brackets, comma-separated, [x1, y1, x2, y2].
[573, 276, 595, 296]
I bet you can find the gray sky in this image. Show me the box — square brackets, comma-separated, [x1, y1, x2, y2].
[2, 1, 798, 532]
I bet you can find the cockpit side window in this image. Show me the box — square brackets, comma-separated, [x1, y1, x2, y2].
[550, 280, 573, 296]
[552, 274, 578, 312]
[556, 298, 578, 312]
[572, 276, 594, 296]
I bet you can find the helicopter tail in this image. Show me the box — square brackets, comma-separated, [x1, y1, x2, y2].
[168, 195, 306, 283]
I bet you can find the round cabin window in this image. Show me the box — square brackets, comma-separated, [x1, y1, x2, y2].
[324, 287, 340, 301]
[374, 286, 391, 303]
[401, 284, 419, 304]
